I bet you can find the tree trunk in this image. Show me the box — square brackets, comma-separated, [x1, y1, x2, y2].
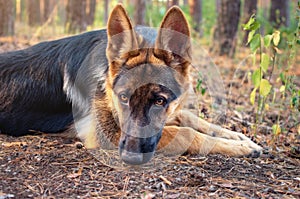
[43, 0, 56, 23]
[16, 0, 25, 22]
[87, 0, 96, 26]
[172, 0, 179, 6]
[0, 0, 15, 36]
[211, 0, 241, 57]
[270, 0, 289, 28]
[104, 0, 109, 25]
[242, 0, 257, 44]
[27, 0, 41, 26]
[134, 0, 146, 25]
[167, 0, 179, 9]
[188, 0, 202, 35]
[216, 0, 221, 12]
[65, 0, 87, 33]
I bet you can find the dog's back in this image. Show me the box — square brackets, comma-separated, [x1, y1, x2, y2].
[0, 30, 108, 135]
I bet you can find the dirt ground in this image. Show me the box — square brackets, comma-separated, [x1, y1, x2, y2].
[0, 40, 299, 199]
[0, 134, 299, 199]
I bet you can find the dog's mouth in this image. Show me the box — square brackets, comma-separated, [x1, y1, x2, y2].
[118, 132, 162, 165]
[119, 150, 155, 165]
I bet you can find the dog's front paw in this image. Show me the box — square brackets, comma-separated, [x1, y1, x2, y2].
[221, 131, 251, 141]
[234, 139, 263, 158]
[213, 138, 263, 158]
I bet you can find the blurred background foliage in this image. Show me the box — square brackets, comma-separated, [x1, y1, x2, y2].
[0, 0, 298, 55]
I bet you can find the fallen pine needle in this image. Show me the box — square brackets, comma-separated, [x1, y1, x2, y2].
[159, 175, 172, 186]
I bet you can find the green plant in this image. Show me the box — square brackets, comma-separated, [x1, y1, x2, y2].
[196, 72, 207, 96]
[243, 14, 278, 134]
[243, 1, 300, 138]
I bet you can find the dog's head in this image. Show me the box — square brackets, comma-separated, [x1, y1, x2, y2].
[105, 4, 192, 165]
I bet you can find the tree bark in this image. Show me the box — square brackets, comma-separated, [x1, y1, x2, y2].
[167, 0, 179, 9]
[27, 0, 41, 26]
[270, 0, 290, 28]
[0, 0, 15, 36]
[188, 0, 202, 35]
[43, 0, 56, 23]
[134, 0, 146, 25]
[87, 0, 96, 26]
[211, 0, 241, 57]
[104, 0, 109, 25]
[16, 0, 25, 22]
[65, 0, 87, 33]
[242, 0, 257, 44]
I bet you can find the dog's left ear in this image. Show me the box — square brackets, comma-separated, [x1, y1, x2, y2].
[155, 6, 192, 67]
[106, 4, 138, 63]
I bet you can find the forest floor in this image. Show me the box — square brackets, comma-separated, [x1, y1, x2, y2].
[0, 38, 299, 198]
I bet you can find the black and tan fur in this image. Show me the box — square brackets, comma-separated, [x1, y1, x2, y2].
[0, 5, 262, 165]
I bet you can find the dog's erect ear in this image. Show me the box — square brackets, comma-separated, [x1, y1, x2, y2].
[155, 6, 191, 66]
[106, 4, 138, 63]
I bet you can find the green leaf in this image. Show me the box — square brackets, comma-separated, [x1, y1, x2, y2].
[259, 79, 272, 97]
[201, 88, 206, 95]
[279, 72, 286, 83]
[252, 69, 262, 88]
[250, 21, 261, 31]
[243, 14, 256, 30]
[250, 34, 261, 53]
[264, 34, 273, 47]
[292, 96, 297, 107]
[273, 30, 280, 46]
[279, 85, 286, 92]
[260, 53, 270, 72]
[272, 124, 281, 135]
[247, 30, 256, 45]
[250, 88, 257, 105]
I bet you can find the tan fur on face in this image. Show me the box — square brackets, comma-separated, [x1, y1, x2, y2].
[125, 49, 166, 68]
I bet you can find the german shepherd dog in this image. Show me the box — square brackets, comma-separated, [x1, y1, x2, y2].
[0, 5, 262, 165]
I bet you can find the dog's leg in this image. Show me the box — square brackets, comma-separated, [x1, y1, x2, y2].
[167, 110, 253, 141]
[157, 126, 262, 157]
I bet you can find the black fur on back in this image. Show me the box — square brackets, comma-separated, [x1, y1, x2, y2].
[0, 30, 108, 136]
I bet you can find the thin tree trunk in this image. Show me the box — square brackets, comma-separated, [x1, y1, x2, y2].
[134, 0, 146, 25]
[87, 0, 96, 26]
[43, 0, 56, 23]
[43, 0, 51, 22]
[104, 0, 109, 25]
[188, 0, 202, 35]
[27, 0, 41, 26]
[167, 0, 179, 9]
[270, 0, 290, 28]
[65, 0, 87, 33]
[0, 0, 15, 36]
[211, 0, 241, 57]
[16, 0, 25, 22]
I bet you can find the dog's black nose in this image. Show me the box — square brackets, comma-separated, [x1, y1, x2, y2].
[120, 150, 154, 165]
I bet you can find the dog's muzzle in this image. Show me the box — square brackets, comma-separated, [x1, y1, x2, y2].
[119, 150, 154, 165]
[119, 133, 161, 165]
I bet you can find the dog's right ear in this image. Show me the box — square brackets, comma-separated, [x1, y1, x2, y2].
[106, 4, 138, 64]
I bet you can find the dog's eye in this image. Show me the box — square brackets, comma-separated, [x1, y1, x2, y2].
[119, 93, 129, 104]
[155, 97, 166, 106]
